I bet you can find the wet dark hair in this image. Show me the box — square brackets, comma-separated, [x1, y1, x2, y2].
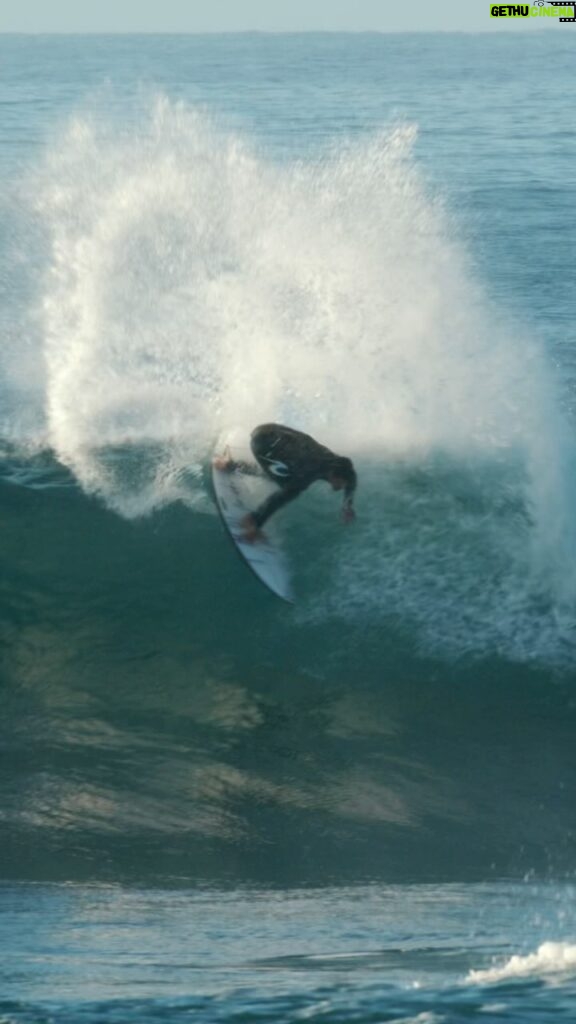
[329, 456, 357, 495]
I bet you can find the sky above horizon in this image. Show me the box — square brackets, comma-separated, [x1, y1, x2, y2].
[1, 0, 568, 33]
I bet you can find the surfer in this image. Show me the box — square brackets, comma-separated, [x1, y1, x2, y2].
[214, 423, 357, 541]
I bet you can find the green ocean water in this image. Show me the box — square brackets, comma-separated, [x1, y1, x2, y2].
[0, 30, 575, 1023]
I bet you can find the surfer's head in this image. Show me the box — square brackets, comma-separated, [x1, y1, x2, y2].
[325, 457, 357, 495]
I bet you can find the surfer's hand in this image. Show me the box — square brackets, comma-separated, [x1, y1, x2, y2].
[213, 455, 234, 471]
[341, 504, 355, 525]
[241, 513, 265, 544]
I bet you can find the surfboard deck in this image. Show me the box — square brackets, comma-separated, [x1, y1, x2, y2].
[212, 456, 294, 604]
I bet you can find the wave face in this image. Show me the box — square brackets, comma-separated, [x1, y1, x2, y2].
[1, 100, 576, 884]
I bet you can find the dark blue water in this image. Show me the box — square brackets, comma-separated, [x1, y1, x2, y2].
[1, 31, 576, 1022]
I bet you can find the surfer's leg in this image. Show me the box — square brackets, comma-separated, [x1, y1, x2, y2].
[232, 459, 260, 475]
[213, 452, 260, 475]
[250, 428, 292, 480]
[250, 427, 278, 458]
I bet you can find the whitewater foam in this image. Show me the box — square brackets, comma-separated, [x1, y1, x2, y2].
[2, 95, 576, 659]
[18, 98, 557, 503]
[467, 942, 576, 985]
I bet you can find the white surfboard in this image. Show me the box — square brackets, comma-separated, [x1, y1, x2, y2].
[212, 456, 294, 604]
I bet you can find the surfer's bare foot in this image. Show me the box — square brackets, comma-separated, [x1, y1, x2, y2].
[241, 513, 265, 543]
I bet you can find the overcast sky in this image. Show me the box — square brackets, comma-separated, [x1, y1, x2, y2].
[1, 0, 568, 33]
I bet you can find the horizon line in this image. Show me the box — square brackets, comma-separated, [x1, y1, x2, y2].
[0, 27, 566, 36]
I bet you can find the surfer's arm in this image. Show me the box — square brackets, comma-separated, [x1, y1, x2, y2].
[213, 455, 259, 475]
[341, 480, 356, 524]
[341, 498, 356, 524]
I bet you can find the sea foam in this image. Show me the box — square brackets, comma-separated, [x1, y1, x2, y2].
[3, 96, 576, 660]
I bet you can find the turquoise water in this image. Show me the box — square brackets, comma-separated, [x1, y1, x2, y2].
[2, 883, 576, 1021]
[1, 31, 576, 1022]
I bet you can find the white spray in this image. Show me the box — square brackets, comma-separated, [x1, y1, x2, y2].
[4, 97, 576, 659]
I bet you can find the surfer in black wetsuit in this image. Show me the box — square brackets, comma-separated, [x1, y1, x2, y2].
[214, 423, 357, 541]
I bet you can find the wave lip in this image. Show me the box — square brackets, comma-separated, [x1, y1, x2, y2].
[0, 93, 573, 661]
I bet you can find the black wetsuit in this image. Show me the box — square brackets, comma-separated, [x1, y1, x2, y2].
[248, 423, 357, 529]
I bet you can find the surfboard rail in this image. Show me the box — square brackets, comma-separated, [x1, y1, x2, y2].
[212, 460, 294, 604]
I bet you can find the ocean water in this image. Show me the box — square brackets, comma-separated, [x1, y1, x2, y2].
[1, 31, 576, 1023]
